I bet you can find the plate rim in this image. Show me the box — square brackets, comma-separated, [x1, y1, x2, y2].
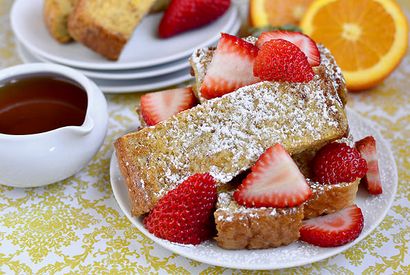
[110, 108, 398, 269]
[11, 0, 239, 70]
[15, 40, 193, 94]
[97, 72, 193, 93]
[33, 51, 191, 80]
[17, 14, 241, 80]
[16, 17, 241, 80]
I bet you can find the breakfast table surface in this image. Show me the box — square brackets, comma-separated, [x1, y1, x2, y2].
[0, 0, 409, 274]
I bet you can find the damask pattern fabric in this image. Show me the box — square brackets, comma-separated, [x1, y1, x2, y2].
[0, 0, 409, 273]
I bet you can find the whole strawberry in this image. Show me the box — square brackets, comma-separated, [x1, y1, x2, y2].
[313, 142, 367, 184]
[159, 0, 231, 38]
[256, 31, 321, 67]
[253, 39, 315, 82]
[144, 173, 217, 245]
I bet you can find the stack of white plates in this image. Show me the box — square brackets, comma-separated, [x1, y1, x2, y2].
[11, 0, 241, 93]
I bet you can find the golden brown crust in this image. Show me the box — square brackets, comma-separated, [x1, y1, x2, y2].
[44, 0, 78, 43]
[214, 205, 304, 249]
[115, 136, 154, 216]
[67, 1, 124, 60]
[304, 179, 360, 219]
[67, 0, 155, 60]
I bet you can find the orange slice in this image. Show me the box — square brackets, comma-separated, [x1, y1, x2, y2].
[249, 0, 314, 27]
[301, 0, 408, 91]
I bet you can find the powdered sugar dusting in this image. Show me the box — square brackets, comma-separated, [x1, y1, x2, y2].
[113, 108, 398, 269]
[215, 192, 299, 222]
[133, 43, 348, 201]
[143, 78, 346, 198]
[190, 48, 212, 84]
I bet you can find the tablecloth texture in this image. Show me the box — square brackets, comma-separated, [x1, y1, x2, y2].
[0, 0, 409, 274]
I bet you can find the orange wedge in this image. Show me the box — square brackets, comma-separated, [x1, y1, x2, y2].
[249, 0, 314, 27]
[301, 0, 408, 91]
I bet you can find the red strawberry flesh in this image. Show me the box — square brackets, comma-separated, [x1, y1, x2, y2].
[200, 33, 260, 99]
[234, 144, 312, 208]
[253, 39, 315, 83]
[300, 204, 364, 247]
[144, 173, 217, 245]
[256, 31, 321, 66]
[355, 136, 382, 195]
[140, 87, 197, 126]
[313, 142, 368, 184]
[159, 0, 231, 38]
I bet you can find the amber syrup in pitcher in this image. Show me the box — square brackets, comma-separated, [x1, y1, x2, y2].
[0, 75, 88, 135]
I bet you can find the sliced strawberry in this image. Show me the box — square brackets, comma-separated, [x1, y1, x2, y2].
[234, 144, 312, 208]
[256, 31, 321, 66]
[159, 0, 231, 38]
[140, 87, 197, 126]
[300, 204, 364, 247]
[253, 39, 315, 83]
[200, 33, 260, 99]
[355, 136, 382, 195]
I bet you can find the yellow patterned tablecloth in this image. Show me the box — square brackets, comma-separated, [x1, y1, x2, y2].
[0, 0, 409, 273]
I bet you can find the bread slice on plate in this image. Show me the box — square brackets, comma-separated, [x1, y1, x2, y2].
[114, 59, 348, 216]
[43, 0, 79, 43]
[68, 0, 156, 60]
[214, 141, 360, 250]
[214, 191, 305, 249]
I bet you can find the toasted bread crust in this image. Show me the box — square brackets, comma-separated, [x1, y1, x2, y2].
[214, 203, 304, 249]
[68, 0, 125, 60]
[213, 175, 359, 250]
[304, 179, 360, 219]
[67, 0, 155, 60]
[115, 138, 153, 216]
[44, 0, 78, 43]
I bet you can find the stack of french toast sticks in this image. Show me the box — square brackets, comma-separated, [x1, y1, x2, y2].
[115, 32, 382, 249]
[43, 0, 170, 60]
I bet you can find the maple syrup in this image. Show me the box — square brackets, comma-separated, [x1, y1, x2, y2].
[0, 75, 87, 135]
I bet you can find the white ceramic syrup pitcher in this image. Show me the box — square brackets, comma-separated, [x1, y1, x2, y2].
[0, 63, 108, 187]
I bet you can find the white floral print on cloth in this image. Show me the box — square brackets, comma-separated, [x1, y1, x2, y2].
[0, 0, 409, 273]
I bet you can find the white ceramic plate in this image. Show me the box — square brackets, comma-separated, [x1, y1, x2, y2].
[16, 18, 241, 80]
[35, 51, 191, 80]
[91, 72, 193, 93]
[110, 108, 398, 270]
[11, 0, 238, 70]
[16, 41, 193, 93]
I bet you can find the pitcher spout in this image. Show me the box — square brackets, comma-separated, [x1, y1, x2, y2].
[71, 117, 94, 136]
